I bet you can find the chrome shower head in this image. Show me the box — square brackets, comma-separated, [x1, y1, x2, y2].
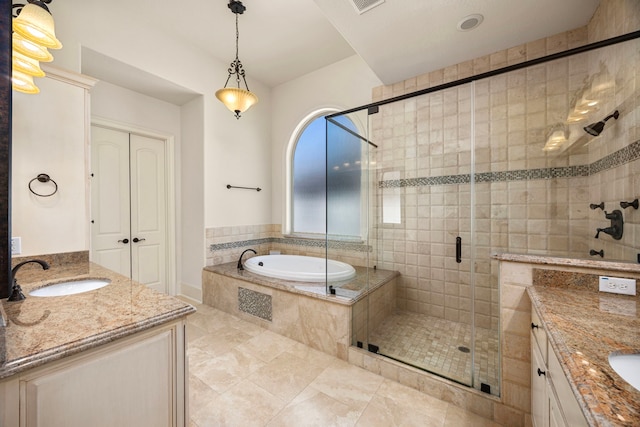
[584, 110, 619, 136]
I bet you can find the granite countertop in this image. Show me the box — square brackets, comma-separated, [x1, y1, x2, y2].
[527, 284, 640, 426]
[0, 261, 195, 379]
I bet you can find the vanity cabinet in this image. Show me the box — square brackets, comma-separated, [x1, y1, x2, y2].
[0, 319, 188, 427]
[530, 306, 587, 427]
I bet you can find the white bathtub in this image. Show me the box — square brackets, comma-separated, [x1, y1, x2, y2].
[243, 255, 356, 282]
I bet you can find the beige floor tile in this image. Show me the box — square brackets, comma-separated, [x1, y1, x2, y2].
[250, 352, 325, 401]
[193, 347, 267, 393]
[187, 306, 502, 427]
[308, 359, 385, 412]
[235, 330, 297, 363]
[287, 341, 336, 369]
[267, 387, 361, 427]
[190, 328, 254, 357]
[356, 379, 448, 427]
[193, 379, 286, 427]
[444, 405, 503, 427]
[188, 374, 219, 422]
[186, 321, 209, 343]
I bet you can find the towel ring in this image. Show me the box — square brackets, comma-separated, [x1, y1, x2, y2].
[28, 174, 58, 197]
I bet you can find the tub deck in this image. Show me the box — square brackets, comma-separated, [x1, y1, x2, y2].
[204, 262, 397, 304]
[202, 262, 397, 359]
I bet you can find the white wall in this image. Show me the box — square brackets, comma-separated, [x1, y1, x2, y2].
[181, 97, 205, 296]
[270, 55, 382, 225]
[90, 81, 182, 139]
[13, 0, 273, 291]
[12, 75, 89, 256]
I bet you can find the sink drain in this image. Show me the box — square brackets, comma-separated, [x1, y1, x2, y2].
[458, 346, 471, 353]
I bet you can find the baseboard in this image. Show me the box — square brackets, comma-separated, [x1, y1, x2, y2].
[179, 282, 202, 303]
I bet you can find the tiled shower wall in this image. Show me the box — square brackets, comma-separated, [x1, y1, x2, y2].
[369, 1, 640, 329]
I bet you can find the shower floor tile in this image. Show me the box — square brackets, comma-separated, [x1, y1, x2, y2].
[368, 310, 500, 396]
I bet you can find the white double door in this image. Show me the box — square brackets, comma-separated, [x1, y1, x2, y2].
[91, 126, 167, 293]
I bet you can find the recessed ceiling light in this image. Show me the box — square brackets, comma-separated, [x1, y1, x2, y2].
[457, 14, 484, 32]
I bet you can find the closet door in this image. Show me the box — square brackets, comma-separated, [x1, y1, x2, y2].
[90, 126, 132, 276]
[91, 127, 167, 293]
[130, 134, 166, 292]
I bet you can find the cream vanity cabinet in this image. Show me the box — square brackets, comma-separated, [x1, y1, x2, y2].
[0, 320, 188, 427]
[530, 306, 588, 427]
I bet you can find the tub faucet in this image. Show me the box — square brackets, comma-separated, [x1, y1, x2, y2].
[9, 259, 50, 301]
[237, 249, 256, 270]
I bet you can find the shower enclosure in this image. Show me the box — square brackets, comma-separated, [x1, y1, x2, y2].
[325, 32, 640, 397]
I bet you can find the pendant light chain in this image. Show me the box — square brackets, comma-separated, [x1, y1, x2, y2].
[234, 11, 250, 92]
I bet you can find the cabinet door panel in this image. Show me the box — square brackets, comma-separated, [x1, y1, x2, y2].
[547, 348, 588, 427]
[22, 330, 174, 427]
[531, 334, 549, 427]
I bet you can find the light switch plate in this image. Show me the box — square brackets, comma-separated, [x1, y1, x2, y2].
[599, 276, 636, 296]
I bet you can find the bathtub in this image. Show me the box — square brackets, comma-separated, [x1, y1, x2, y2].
[243, 254, 356, 282]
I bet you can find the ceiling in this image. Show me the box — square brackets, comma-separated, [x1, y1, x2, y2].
[78, 0, 601, 104]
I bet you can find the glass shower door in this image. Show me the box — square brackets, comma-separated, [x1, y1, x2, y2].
[365, 84, 476, 389]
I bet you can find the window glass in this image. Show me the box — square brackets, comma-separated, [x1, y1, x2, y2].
[292, 115, 361, 237]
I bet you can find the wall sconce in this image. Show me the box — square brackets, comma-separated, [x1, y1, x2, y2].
[215, 0, 259, 119]
[584, 110, 619, 137]
[13, 1, 62, 49]
[11, 0, 62, 94]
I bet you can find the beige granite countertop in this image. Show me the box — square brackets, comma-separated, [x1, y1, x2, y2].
[0, 260, 195, 379]
[494, 253, 640, 274]
[527, 284, 640, 426]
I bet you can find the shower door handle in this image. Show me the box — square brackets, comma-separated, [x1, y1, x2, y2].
[456, 237, 462, 263]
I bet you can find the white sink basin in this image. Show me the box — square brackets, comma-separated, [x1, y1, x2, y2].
[609, 352, 640, 391]
[29, 279, 111, 297]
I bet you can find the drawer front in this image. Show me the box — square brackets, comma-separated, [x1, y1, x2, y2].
[531, 307, 548, 363]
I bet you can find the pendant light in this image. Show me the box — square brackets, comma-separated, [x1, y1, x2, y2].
[215, 0, 258, 119]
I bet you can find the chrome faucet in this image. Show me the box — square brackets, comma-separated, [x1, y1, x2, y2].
[8, 259, 50, 301]
[237, 249, 256, 270]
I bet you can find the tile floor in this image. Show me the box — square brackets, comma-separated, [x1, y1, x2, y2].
[184, 300, 503, 427]
[369, 310, 500, 396]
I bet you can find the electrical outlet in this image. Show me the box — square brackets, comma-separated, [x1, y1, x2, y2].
[11, 237, 21, 255]
[599, 276, 636, 296]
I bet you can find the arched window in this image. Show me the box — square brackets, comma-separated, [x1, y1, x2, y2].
[287, 111, 362, 238]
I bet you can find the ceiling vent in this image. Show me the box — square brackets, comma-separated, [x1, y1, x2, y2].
[350, 0, 385, 15]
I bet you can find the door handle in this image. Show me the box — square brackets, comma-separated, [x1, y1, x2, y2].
[118, 238, 129, 244]
[133, 238, 146, 243]
[456, 237, 462, 263]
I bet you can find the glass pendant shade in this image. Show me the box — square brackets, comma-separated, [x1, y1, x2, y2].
[13, 3, 62, 49]
[215, 87, 258, 118]
[12, 70, 40, 94]
[12, 51, 45, 77]
[13, 32, 53, 62]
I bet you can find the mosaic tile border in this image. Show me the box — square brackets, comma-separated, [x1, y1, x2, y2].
[238, 287, 272, 321]
[210, 237, 371, 253]
[379, 140, 639, 188]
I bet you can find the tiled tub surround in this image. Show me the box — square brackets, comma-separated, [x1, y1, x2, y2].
[0, 255, 195, 378]
[498, 254, 640, 427]
[202, 262, 397, 359]
[528, 277, 639, 426]
[206, 224, 370, 269]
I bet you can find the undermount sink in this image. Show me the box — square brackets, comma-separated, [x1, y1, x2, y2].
[29, 279, 111, 297]
[609, 352, 640, 391]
